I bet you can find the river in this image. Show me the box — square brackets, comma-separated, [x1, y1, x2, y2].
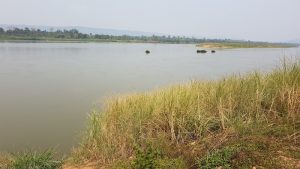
[0, 42, 299, 154]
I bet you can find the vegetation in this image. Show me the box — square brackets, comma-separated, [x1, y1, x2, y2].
[70, 60, 300, 168]
[197, 42, 298, 48]
[0, 150, 63, 169]
[0, 27, 210, 43]
[1, 60, 299, 168]
[0, 154, 12, 169]
[0, 27, 298, 47]
[197, 147, 236, 169]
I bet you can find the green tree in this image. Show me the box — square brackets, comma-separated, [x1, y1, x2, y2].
[0, 27, 4, 34]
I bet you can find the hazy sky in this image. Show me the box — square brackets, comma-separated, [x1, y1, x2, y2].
[1, 0, 299, 42]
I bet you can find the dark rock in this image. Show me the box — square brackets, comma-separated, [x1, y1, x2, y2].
[145, 50, 150, 54]
[197, 50, 207, 53]
[211, 50, 216, 53]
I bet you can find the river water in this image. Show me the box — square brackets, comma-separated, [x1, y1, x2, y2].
[0, 42, 299, 154]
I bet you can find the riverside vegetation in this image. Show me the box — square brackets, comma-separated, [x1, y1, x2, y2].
[70, 60, 300, 168]
[0, 151, 62, 169]
[1, 60, 299, 169]
[0, 27, 229, 44]
[0, 27, 299, 47]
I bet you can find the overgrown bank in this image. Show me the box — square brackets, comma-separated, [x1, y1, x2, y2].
[1, 61, 299, 169]
[70, 61, 300, 168]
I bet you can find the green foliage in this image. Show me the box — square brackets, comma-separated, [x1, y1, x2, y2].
[132, 145, 162, 169]
[154, 158, 187, 169]
[228, 140, 281, 169]
[9, 150, 62, 169]
[197, 147, 237, 169]
[0, 27, 298, 46]
[131, 145, 187, 169]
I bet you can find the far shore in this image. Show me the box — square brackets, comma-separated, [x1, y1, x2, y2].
[197, 42, 299, 49]
[0, 39, 171, 44]
[1, 39, 299, 49]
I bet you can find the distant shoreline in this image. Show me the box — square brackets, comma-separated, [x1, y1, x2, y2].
[1, 27, 299, 47]
[1, 39, 299, 49]
[0, 39, 299, 49]
[197, 42, 299, 49]
[0, 39, 170, 44]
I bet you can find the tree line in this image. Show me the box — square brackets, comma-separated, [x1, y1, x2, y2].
[0, 27, 236, 43]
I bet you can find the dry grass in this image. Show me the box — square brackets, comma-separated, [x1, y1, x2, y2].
[0, 153, 13, 169]
[71, 60, 300, 168]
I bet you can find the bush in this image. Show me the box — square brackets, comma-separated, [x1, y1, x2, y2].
[10, 150, 62, 169]
[197, 147, 237, 169]
[132, 145, 161, 169]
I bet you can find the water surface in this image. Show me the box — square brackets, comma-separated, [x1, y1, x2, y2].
[0, 43, 299, 154]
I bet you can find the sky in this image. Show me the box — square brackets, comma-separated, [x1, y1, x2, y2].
[0, 0, 299, 42]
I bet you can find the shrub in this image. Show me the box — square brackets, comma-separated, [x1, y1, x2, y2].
[132, 145, 161, 169]
[10, 150, 62, 169]
[197, 147, 237, 169]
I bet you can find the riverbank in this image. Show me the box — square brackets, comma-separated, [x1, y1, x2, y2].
[1, 60, 299, 169]
[1, 39, 299, 48]
[0, 38, 166, 44]
[69, 60, 300, 168]
[197, 42, 299, 49]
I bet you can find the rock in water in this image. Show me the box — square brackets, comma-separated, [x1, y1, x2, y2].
[197, 50, 207, 53]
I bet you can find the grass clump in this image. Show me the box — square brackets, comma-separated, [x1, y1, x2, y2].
[130, 145, 187, 169]
[73, 60, 300, 168]
[109, 145, 187, 169]
[132, 145, 162, 169]
[197, 147, 236, 169]
[197, 137, 289, 169]
[5, 150, 62, 169]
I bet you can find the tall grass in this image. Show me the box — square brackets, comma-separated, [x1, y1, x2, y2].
[73, 60, 300, 168]
[1, 150, 62, 169]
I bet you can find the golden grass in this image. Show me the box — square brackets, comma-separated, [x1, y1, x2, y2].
[72, 60, 300, 168]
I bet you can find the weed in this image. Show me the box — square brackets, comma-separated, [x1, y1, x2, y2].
[9, 150, 62, 169]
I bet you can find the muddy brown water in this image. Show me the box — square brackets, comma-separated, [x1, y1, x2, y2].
[0, 42, 299, 155]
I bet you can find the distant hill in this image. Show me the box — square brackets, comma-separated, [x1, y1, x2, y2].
[0, 24, 158, 36]
[288, 39, 300, 44]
